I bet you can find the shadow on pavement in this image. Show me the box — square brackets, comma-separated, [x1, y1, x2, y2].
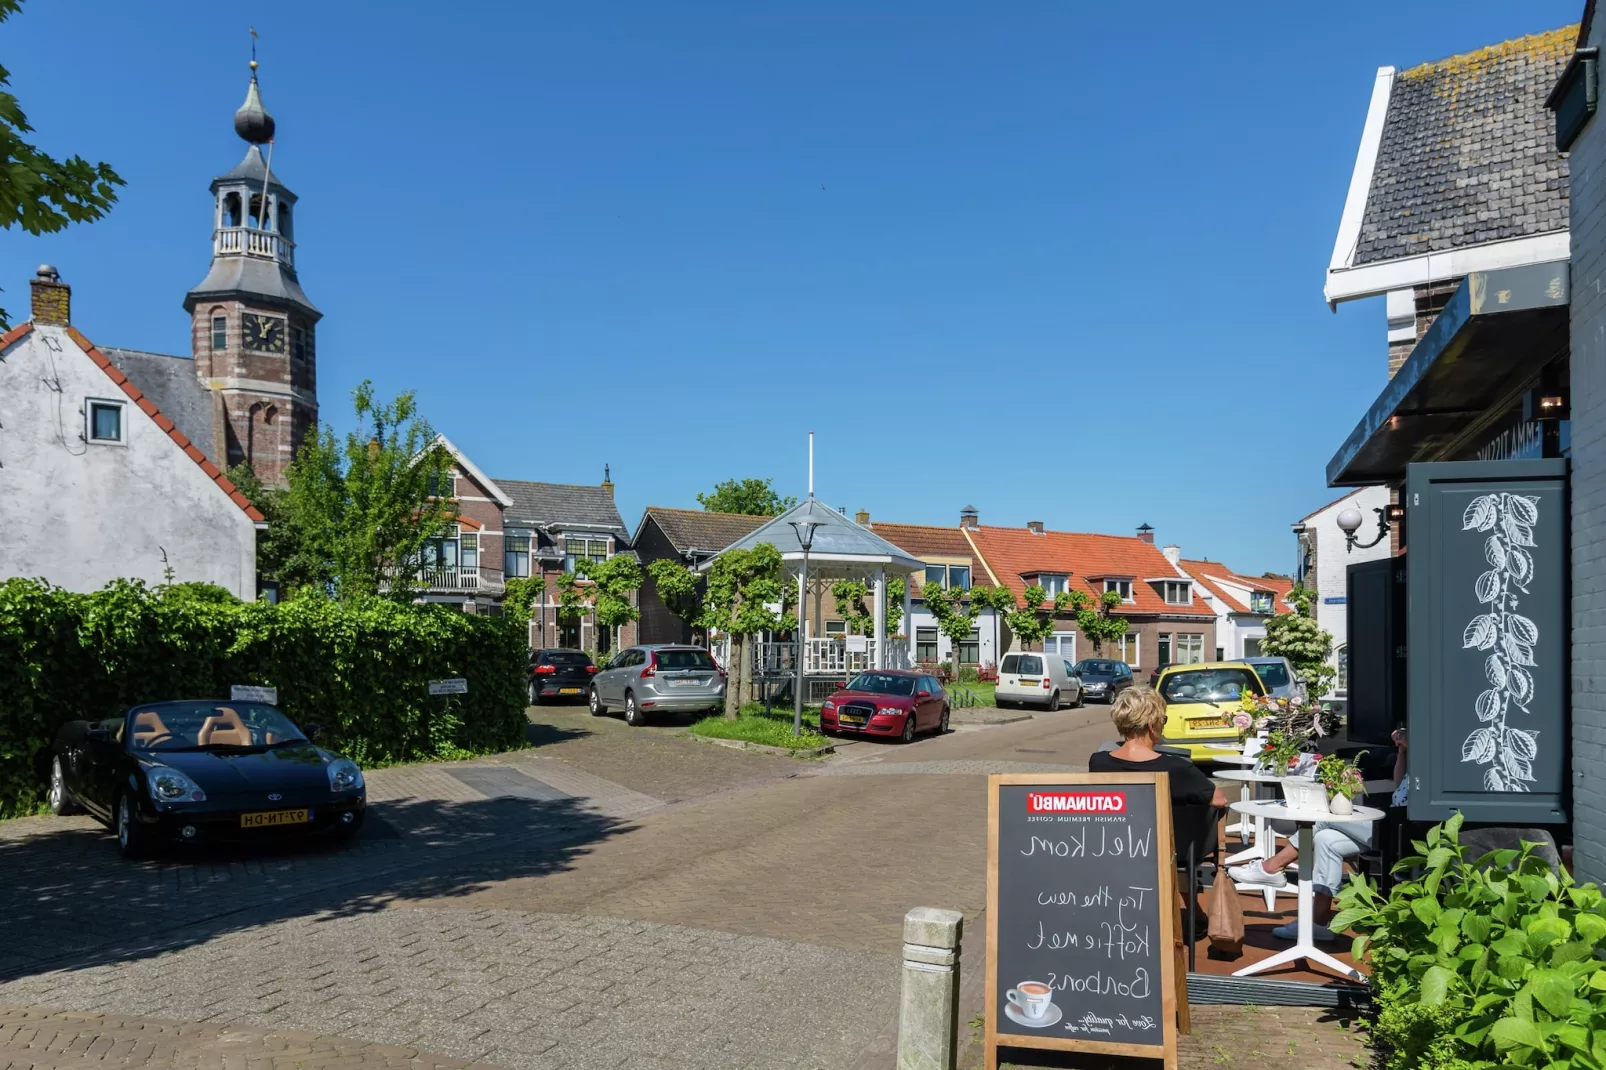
[522, 716, 593, 747]
[0, 792, 629, 984]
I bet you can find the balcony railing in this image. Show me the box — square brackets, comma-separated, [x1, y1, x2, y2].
[417, 567, 502, 593]
[215, 226, 295, 267]
[714, 636, 911, 676]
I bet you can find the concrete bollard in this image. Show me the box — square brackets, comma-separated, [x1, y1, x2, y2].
[897, 907, 963, 1070]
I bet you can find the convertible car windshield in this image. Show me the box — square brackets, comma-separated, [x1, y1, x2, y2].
[128, 701, 308, 751]
[845, 673, 917, 696]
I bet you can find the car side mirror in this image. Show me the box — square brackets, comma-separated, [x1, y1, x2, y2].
[303, 724, 322, 742]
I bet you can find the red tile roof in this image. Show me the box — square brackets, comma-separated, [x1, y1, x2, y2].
[963, 526, 1215, 619]
[1180, 559, 1294, 616]
[869, 521, 978, 596]
[6, 324, 265, 522]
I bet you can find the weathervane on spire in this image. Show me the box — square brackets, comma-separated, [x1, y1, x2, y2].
[234, 27, 275, 145]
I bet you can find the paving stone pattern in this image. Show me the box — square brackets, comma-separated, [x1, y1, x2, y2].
[0, 1004, 493, 1069]
[0, 909, 896, 1070]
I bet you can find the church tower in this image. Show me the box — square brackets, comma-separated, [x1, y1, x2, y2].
[184, 59, 320, 486]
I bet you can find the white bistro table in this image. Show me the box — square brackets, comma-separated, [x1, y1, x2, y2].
[1228, 798, 1385, 982]
[1216, 768, 1299, 908]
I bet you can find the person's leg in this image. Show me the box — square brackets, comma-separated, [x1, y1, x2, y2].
[1228, 842, 1298, 886]
[1271, 825, 1370, 941]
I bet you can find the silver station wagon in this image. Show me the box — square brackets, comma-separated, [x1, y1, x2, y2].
[588, 645, 727, 726]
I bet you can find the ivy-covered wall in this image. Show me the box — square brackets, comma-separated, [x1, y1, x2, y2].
[0, 578, 529, 817]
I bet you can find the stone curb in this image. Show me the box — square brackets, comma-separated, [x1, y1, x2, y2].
[687, 733, 835, 758]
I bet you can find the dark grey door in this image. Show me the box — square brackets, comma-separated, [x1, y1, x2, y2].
[1346, 555, 1406, 745]
[1405, 459, 1568, 825]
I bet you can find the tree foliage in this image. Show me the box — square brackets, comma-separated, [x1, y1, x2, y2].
[923, 579, 981, 667]
[1262, 586, 1336, 696]
[696, 477, 797, 517]
[0, 1, 125, 328]
[885, 577, 906, 636]
[0, 577, 528, 816]
[503, 576, 546, 624]
[647, 558, 703, 638]
[830, 579, 872, 634]
[1073, 589, 1129, 655]
[1005, 585, 1057, 649]
[242, 382, 457, 602]
[576, 553, 642, 650]
[701, 544, 790, 717]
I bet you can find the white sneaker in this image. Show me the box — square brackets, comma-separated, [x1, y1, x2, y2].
[1227, 861, 1288, 888]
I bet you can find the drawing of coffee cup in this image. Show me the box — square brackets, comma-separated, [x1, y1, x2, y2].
[1007, 981, 1053, 1020]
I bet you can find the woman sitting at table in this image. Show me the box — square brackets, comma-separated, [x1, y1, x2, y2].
[1228, 728, 1408, 942]
[1089, 688, 1227, 809]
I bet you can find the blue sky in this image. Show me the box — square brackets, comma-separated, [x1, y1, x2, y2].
[1, 1, 1582, 573]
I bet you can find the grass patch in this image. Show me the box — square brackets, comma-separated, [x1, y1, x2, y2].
[688, 706, 828, 750]
[948, 681, 997, 708]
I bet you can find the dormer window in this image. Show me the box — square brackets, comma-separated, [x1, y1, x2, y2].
[1250, 591, 1274, 614]
[1104, 579, 1133, 602]
[1162, 581, 1191, 605]
[1029, 573, 1068, 596]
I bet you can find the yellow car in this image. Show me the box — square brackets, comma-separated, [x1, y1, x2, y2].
[1155, 661, 1267, 761]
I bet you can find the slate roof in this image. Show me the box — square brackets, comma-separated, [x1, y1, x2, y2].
[496, 479, 627, 535]
[1353, 27, 1574, 266]
[638, 507, 768, 556]
[100, 348, 217, 463]
[963, 526, 1216, 619]
[708, 497, 925, 571]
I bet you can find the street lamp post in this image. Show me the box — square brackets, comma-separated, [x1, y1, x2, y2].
[789, 518, 821, 737]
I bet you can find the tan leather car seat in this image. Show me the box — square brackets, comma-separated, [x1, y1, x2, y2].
[131, 710, 170, 749]
[198, 707, 251, 746]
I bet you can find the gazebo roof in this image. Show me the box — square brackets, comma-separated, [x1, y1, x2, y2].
[700, 496, 925, 573]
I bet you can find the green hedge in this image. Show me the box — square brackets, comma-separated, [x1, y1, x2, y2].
[0, 578, 529, 818]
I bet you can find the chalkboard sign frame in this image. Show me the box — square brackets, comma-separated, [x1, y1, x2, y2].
[984, 772, 1180, 1070]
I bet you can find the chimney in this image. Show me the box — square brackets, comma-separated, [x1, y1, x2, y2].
[1027, 520, 1045, 535]
[1162, 544, 1181, 566]
[960, 505, 979, 530]
[30, 265, 70, 325]
[1136, 523, 1155, 545]
[855, 509, 869, 524]
[601, 463, 614, 498]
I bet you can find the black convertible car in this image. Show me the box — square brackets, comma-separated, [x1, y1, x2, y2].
[50, 699, 367, 858]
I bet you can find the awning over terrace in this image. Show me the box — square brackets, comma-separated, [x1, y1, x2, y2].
[1326, 261, 1570, 487]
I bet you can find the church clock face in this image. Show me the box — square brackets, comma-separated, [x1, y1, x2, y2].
[242, 313, 286, 353]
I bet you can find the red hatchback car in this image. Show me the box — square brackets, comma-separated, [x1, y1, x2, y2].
[821, 670, 949, 743]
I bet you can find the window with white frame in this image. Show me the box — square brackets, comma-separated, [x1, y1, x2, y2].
[1249, 591, 1274, 614]
[1105, 579, 1134, 602]
[1044, 632, 1076, 660]
[1118, 632, 1140, 667]
[460, 531, 479, 570]
[1175, 633, 1204, 664]
[1032, 574, 1069, 596]
[86, 399, 124, 444]
[916, 627, 939, 663]
[824, 620, 847, 637]
[1162, 581, 1191, 605]
[1336, 644, 1348, 695]
[923, 564, 972, 590]
[422, 531, 459, 570]
[563, 536, 608, 572]
[924, 565, 947, 590]
[504, 532, 531, 578]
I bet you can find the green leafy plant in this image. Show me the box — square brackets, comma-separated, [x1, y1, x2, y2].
[1255, 729, 1309, 774]
[1315, 751, 1366, 799]
[695, 477, 796, 517]
[924, 577, 982, 672]
[1005, 585, 1056, 650]
[647, 559, 703, 641]
[885, 577, 906, 637]
[576, 553, 642, 652]
[503, 576, 546, 624]
[0, 577, 528, 817]
[1262, 587, 1337, 698]
[701, 544, 790, 718]
[1072, 589, 1128, 655]
[1331, 813, 1606, 1070]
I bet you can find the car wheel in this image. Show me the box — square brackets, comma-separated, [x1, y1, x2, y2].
[940, 705, 950, 734]
[48, 756, 80, 816]
[115, 793, 152, 860]
[624, 692, 645, 727]
[900, 713, 916, 744]
[589, 687, 606, 716]
[1047, 690, 1061, 712]
[1071, 688, 1083, 709]
[528, 679, 540, 706]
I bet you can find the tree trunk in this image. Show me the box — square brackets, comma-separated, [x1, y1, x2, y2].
[725, 633, 743, 719]
[737, 631, 753, 714]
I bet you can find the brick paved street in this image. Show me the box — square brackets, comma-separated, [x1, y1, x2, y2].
[0, 704, 1369, 1069]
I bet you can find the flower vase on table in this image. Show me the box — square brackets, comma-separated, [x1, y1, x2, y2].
[1313, 752, 1366, 819]
[1329, 793, 1354, 816]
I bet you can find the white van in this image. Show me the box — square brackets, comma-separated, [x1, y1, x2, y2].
[996, 651, 1084, 711]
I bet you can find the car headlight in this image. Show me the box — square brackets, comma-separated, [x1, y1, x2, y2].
[877, 706, 906, 716]
[147, 766, 206, 803]
[822, 701, 836, 711]
[327, 759, 364, 793]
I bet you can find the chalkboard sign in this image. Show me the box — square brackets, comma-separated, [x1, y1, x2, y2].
[984, 773, 1179, 1069]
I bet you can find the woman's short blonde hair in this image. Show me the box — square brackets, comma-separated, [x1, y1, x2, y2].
[1111, 687, 1167, 740]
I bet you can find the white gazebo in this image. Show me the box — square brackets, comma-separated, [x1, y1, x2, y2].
[701, 496, 925, 690]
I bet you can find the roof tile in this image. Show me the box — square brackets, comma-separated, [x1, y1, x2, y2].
[965, 526, 1215, 619]
[640, 507, 769, 555]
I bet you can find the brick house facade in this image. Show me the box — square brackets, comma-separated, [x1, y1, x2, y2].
[632, 507, 768, 645]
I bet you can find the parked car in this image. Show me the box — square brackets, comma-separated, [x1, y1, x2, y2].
[1070, 658, 1133, 704]
[528, 648, 598, 704]
[821, 670, 948, 743]
[589, 645, 726, 726]
[1239, 656, 1307, 701]
[1153, 662, 1267, 760]
[49, 699, 367, 859]
[997, 652, 1084, 711]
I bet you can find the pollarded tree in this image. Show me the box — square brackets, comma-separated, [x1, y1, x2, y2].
[1005, 585, 1057, 651]
[577, 553, 642, 654]
[969, 585, 1017, 670]
[701, 543, 789, 718]
[647, 558, 704, 642]
[1071, 589, 1129, 656]
[923, 578, 980, 677]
